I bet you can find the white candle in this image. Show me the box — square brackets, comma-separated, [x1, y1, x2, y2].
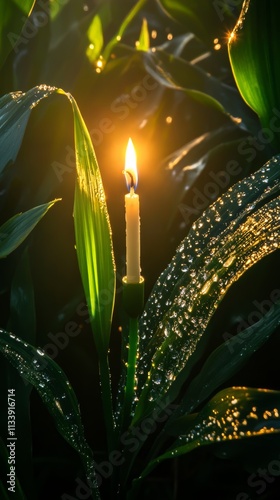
[124, 139, 141, 283]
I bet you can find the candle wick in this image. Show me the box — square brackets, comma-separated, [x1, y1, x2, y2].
[123, 170, 135, 190]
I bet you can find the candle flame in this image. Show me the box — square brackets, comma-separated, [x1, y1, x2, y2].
[124, 138, 138, 191]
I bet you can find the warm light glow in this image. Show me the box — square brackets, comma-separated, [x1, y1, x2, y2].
[228, 30, 236, 43]
[124, 138, 138, 191]
[213, 37, 221, 50]
[95, 57, 104, 74]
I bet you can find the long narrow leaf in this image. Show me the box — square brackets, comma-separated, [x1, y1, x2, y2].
[0, 85, 56, 174]
[101, 0, 148, 63]
[137, 18, 150, 52]
[0, 0, 35, 68]
[143, 48, 249, 117]
[86, 14, 104, 63]
[169, 300, 280, 420]
[156, 0, 239, 46]
[64, 91, 116, 356]
[0, 329, 100, 499]
[0, 85, 116, 356]
[0, 200, 60, 258]
[137, 387, 280, 482]
[228, 0, 280, 148]
[135, 156, 280, 424]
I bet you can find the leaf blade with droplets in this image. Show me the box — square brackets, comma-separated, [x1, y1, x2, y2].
[167, 299, 280, 422]
[65, 92, 116, 356]
[137, 387, 280, 481]
[0, 329, 100, 499]
[0, 84, 116, 356]
[135, 156, 280, 423]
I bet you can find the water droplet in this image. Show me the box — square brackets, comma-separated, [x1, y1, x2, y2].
[201, 280, 212, 295]
[223, 255, 236, 268]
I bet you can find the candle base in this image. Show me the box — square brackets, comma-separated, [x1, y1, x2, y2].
[122, 276, 145, 318]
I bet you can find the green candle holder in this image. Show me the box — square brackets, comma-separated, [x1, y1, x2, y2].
[122, 276, 145, 318]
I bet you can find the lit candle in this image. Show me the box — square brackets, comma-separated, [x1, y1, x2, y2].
[124, 138, 141, 284]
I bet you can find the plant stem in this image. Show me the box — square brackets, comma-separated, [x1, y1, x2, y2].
[99, 353, 115, 453]
[122, 317, 138, 430]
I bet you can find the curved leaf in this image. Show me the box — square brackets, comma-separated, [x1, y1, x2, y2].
[137, 18, 150, 52]
[0, 85, 56, 174]
[0, 328, 100, 499]
[228, 0, 280, 148]
[143, 48, 253, 118]
[0, 85, 116, 356]
[142, 49, 226, 114]
[135, 155, 280, 424]
[65, 92, 116, 356]
[101, 0, 149, 63]
[86, 14, 104, 63]
[137, 387, 280, 481]
[156, 0, 241, 46]
[0, 200, 60, 258]
[171, 299, 280, 418]
[0, 0, 36, 69]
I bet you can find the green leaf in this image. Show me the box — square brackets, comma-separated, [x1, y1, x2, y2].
[162, 127, 249, 212]
[0, 0, 36, 68]
[138, 387, 280, 481]
[170, 299, 280, 418]
[65, 92, 116, 356]
[143, 302, 280, 477]
[143, 48, 249, 117]
[0, 200, 60, 258]
[0, 86, 57, 174]
[10, 0, 34, 12]
[134, 155, 280, 424]
[102, 0, 148, 64]
[50, 0, 70, 19]
[0, 84, 116, 356]
[86, 14, 104, 63]
[0, 329, 100, 499]
[157, 0, 203, 34]
[157, 0, 241, 46]
[137, 18, 150, 52]
[228, 0, 280, 147]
